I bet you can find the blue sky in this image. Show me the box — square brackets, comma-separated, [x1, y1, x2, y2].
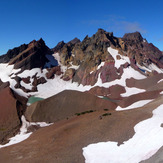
[0, 0, 163, 55]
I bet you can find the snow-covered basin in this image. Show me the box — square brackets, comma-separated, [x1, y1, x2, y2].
[31, 63, 146, 99]
[0, 116, 52, 148]
[0, 48, 147, 99]
[83, 104, 163, 163]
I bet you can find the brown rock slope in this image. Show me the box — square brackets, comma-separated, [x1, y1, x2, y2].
[25, 90, 117, 122]
[0, 87, 20, 144]
[0, 95, 163, 163]
[126, 73, 163, 90]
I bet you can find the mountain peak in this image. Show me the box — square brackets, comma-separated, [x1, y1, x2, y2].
[122, 31, 143, 42]
[67, 37, 80, 45]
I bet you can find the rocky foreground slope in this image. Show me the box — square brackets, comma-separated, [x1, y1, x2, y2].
[0, 29, 163, 163]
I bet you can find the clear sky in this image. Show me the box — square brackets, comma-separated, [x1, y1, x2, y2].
[0, 0, 163, 55]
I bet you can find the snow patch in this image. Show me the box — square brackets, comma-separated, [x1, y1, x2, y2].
[97, 62, 105, 70]
[148, 63, 163, 73]
[69, 62, 80, 70]
[116, 99, 153, 111]
[108, 47, 130, 69]
[158, 79, 163, 83]
[121, 87, 145, 97]
[0, 116, 52, 148]
[83, 104, 163, 163]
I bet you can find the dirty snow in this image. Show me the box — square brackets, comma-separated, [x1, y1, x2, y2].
[83, 104, 163, 163]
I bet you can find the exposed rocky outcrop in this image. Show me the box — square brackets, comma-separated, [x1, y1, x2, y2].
[0, 87, 27, 144]
[88, 84, 126, 100]
[52, 41, 65, 53]
[46, 66, 62, 79]
[51, 29, 163, 86]
[121, 32, 163, 69]
[0, 44, 28, 63]
[62, 68, 75, 81]
[1, 38, 53, 70]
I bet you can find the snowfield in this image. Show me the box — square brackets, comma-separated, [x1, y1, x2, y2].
[83, 104, 163, 163]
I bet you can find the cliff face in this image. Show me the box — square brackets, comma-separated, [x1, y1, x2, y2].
[50, 29, 163, 86]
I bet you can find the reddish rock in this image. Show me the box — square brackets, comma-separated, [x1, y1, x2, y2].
[88, 84, 125, 100]
[118, 90, 161, 108]
[32, 76, 47, 87]
[22, 77, 30, 84]
[100, 62, 120, 83]
[46, 66, 62, 79]
[0, 79, 10, 91]
[88, 86, 110, 96]
[108, 85, 126, 100]
[0, 88, 21, 144]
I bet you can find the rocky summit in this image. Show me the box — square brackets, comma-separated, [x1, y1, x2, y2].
[0, 29, 163, 163]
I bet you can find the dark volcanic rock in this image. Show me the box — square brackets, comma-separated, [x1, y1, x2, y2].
[0, 44, 28, 63]
[52, 41, 65, 53]
[25, 90, 117, 123]
[3, 38, 53, 70]
[67, 37, 80, 45]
